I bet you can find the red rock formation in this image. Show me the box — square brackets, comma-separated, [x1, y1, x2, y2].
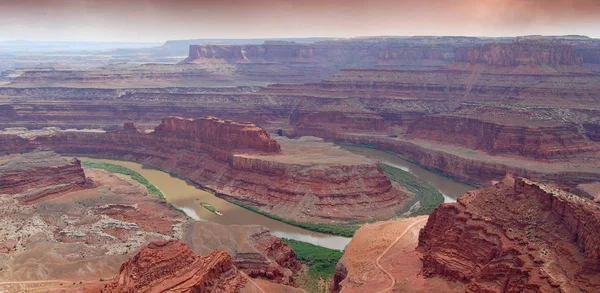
[0, 150, 88, 202]
[407, 114, 592, 159]
[104, 240, 246, 293]
[0, 105, 18, 120]
[154, 116, 281, 154]
[0, 134, 36, 154]
[418, 176, 600, 292]
[336, 134, 600, 188]
[9, 118, 407, 223]
[182, 37, 468, 70]
[182, 222, 300, 285]
[454, 42, 584, 67]
[584, 123, 600, 141]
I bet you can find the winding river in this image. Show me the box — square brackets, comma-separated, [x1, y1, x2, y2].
[340, 146, 475, 202]
[78, 157, 352, 250]
[78, 148, 474, 250]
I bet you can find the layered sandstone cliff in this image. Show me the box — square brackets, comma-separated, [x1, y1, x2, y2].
[418, 176, 600, 292]
[407, 114, 592, 159]
[0, 150, 88, 202]
[154, 116, 281, 155]
[336, 134, 600, 188]
[182, 36, 483, 70]
[584, 123, 600, 141]
[104, 240, 247, 293]
[181, 222, 300, 285]
[4, 118, 408, 223]
[454, 42, 584, 68]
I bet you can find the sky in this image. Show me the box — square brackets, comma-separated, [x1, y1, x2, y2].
[0, 0, 599, 42]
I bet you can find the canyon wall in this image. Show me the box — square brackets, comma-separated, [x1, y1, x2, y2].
[0, 150, 88, 202]
[584, 123, 600, 141]
[336, 135, 600, 188]
[182, 222, 299, 285]
[418, 177, 600, 292]
[454, 42, 583, 67]
[154, 116, 281, 154]
[182, 37, 483, 70]
[407, 115, 592, 159]
[3, 118, 408, 223]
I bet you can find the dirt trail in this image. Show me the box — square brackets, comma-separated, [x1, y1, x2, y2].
[373, 218, 428, 293]
[241, 272, 268, 293]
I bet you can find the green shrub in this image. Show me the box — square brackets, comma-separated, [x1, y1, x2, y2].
[282, 238, 343, 280]
[199, 202, 220, 214]
[380, 163, 445, 215]
[81, 161, 165, 199]
[229, 200, 359, 237]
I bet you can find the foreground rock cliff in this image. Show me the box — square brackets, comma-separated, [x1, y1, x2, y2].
[0, 150, 304, 292]
[0, 149, 89, 203]
[181, 222, 300, 285]
[104, 240, 247, 293]
[418, 176, 600, 292]
[5, 116, 408, 223]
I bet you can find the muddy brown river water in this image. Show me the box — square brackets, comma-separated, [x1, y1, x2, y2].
[341, 146, 475, 202]
[78, 148, 474, 250]
[77, 157, 352, 250]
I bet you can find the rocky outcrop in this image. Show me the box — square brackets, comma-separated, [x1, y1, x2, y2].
[0, 105, 18, 120]
[584, 123, 600, 141]
[4, 118, 408, 223]
[182, 37, 480, 70]
[0, 164, 188, 288]
[418, 176, 600, 292]
[407, 115, 592, 159]
[0, 134, 36, 154]
[154, 116, 281, 155]
[181, 222, 299, 285]
[0, 150, 88, 202]
[336, 134, 600, 188]
[104, 240, 246, 293]
[454, 42, 584, 67]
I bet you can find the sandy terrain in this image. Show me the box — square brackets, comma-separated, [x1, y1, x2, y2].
[579, 182, 600, 201]
[238, 136, 372, 165]
[0, 167, 187, 292]
[336, 216, 464, 293]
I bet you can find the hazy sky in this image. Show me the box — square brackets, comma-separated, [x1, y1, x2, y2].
[0, 0, 599, 42]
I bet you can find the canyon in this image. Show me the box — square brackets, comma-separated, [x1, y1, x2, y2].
[331, 176, 600, 292]
[3, 34, 600, 292]
[0, 149, 306, 293]
[0, 117, 410, 223]
[418, 176, 600, 292]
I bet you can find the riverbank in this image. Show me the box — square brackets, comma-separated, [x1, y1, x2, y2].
[229, 200, 360, 237]
[76, 157, 352, 250]
[282, 238, 343, 293]
[80, 157, 441, 239]
[338, 143, 481, 188]
[381, 163, 445, 216]
[81, 161, 165, 198]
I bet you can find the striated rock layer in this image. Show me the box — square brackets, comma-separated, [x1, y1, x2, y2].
[4, 117, 408, 223]
[454, 41, 584, 68]
[337, 134, 600, 189]
[181, 222, 300, 285]
[407, 114, 592, 159]
[104, 240, 246, 293]
[0, 150, 89, 203]
[418, 176, 600, 292]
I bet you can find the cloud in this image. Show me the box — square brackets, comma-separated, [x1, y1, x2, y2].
[0, 0, 598, 41]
